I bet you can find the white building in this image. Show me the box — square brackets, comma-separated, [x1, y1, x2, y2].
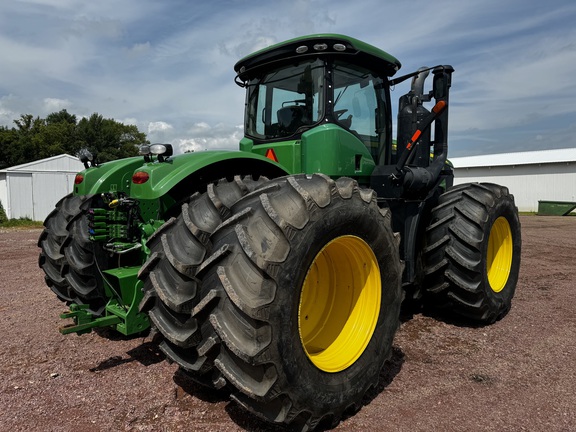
[0, 154, 84, 221]
[450, 148, 576, 212]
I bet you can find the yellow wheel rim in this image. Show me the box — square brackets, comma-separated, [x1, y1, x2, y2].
[298, 236, 381, 373]
[487, 217, 513, 293]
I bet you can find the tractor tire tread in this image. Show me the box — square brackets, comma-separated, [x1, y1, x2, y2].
[423, 182, 521, 323]
[178, 174, 402, 431]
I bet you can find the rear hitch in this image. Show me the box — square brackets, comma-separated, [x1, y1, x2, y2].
[59, 304, 122, 335]
[59, 267, 149, 336]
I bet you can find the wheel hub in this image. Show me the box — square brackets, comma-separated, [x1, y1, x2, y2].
[487, 216, 513, 293]
[298, 235, 381, 373]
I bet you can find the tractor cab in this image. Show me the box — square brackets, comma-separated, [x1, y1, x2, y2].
[235, 34, 400, 180]
[234, 34, 454, 201]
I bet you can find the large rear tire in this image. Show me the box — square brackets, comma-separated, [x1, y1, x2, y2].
[423, 182, 521, 323]
[62, 196, 110, 315]
[189, 174, 402, 431]
[138, 176, 268, 379]
[39, 194, 108, 315]
[38, 194, 84, 303]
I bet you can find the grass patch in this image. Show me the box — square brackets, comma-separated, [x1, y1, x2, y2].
[0, 218, 44, 229]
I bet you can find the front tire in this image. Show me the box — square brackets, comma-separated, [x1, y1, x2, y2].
[138, 176, 268, 379]
[192, 174, 402, 430]
[423, 182, 521, 323]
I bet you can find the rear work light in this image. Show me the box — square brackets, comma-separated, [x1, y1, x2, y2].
[132, 171, 150, 184]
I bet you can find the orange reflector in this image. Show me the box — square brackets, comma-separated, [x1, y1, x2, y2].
[265, 148, 279, 162]
[132, 171, 150, 184]
[432, 100, 447, 114]
[407, 130, 422, 149]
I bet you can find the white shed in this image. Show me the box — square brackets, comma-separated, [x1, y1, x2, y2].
[450, 148, 576, 212]
[0, 154, 84, 221]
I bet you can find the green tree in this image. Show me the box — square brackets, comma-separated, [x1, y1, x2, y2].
[76, 113, 145, 163]
[4, 114, 46, 167]
[0, 126, 19, 169]
[46, 109, 77, 125]
[0, 199, 7, 224]
[0, 110, 147, 168]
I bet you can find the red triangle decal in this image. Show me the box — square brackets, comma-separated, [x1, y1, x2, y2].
[265, 148, 279, 162]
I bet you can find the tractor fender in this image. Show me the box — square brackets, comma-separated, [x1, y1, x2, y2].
[73, 156, 144, 196]
[129, 150, 290, 200]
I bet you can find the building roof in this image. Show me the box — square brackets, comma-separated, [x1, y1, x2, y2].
[0, 154, 84, 173]
[450, 148, 576, 168]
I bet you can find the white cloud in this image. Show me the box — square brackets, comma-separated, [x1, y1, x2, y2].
[187, 122, 210, 134]
[173, 123, 242, 153]
[43, 98, 71, 112]
[127, 41, 150, 57]
[69, 15, 123, 40]
[147, 121, 173, 133]
[0, 96, 18, 126]
[119, 117, 138, 126]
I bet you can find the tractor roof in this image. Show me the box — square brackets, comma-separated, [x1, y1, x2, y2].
[234, 34, 402, 80]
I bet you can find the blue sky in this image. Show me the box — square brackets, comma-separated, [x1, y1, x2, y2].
[1, 0, 575, 157]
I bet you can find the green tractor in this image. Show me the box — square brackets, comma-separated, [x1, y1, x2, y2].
[38, 34, 521, 431]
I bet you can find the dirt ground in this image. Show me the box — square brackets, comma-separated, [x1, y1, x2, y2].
[1, 216, 575, 432]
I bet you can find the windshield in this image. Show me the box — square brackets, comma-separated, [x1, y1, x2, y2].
[245, 59, 324, 140]
[332, 61, 389, 160]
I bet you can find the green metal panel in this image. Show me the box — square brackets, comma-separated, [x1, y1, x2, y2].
[235, 33, 401, 78]
[300, 124, 376, 178]
[73, 157, 144, 196]
[240, 137, 301, 174]
[537, 200, 576, 216]
[241, 126, 376, 179]
[102, 266, 149, 336]
[129, 150, 287, 200]
[74, 151, 288, 200]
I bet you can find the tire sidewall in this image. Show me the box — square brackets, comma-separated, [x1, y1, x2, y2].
[271, 197, 401, 409]
[481, 194, 521, 307]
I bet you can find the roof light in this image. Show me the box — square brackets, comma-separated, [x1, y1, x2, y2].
[77, 148, 98, 168]
[77, 148, 93, 163]
[132, 171, 150, 184]
[313, 43, 328, 51]
[150, 144, 166, 155]
[149, 143, 173, 157]
[296, 45, 308, 54]
[333, 43, 346, 51]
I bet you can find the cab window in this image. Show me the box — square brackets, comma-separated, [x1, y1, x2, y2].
[332, 62, 388, 160]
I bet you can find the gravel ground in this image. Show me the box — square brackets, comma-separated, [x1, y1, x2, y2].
[0, 216, 575, 431]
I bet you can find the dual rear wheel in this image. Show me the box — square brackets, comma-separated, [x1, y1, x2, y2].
[38, 194, 108, 315]
[423, 182, 521, 323]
